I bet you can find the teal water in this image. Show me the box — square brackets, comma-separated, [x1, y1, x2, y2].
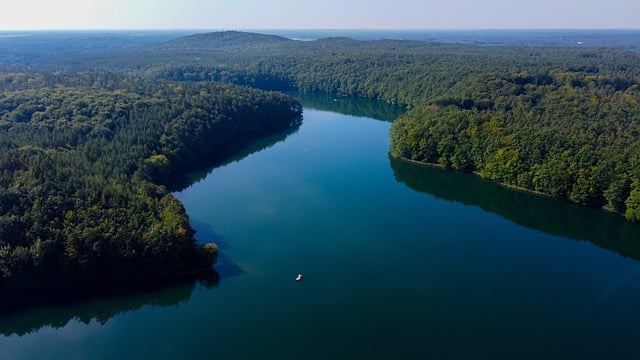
[2, 96, 640, 359]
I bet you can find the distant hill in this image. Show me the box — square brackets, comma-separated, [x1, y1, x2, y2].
[158, 31, 293, 52]
[151, 31, 468, 61]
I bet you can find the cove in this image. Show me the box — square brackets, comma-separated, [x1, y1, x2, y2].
[2, 94, 640, 359]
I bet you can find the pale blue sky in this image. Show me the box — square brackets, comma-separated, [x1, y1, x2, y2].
[1, 0, 638, 30]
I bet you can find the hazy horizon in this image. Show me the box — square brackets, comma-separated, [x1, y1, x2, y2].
[2, 28, 640, 33]
[1, 0, 639, 31]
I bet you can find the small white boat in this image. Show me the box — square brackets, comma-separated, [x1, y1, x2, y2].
[296, 273, 303, 281]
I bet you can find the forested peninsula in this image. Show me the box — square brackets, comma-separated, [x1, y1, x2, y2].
[1, 30, 640, 311]
[0, 72, 302, 311]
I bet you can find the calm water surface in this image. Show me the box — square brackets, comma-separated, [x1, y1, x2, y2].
[2, 95, 640, 359]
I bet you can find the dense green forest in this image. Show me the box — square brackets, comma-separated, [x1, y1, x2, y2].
[1, 30, 640, 311]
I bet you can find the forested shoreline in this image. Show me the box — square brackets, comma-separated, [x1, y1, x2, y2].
[1, 30, 640, 312]
[389, 74, 640, 219]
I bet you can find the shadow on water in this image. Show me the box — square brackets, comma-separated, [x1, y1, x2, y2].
[0, 275, 218, 337]
[290, 92, 406, 122]
[189, 218, 247, 279]
[173, 125, 301, 191]
[390, 156, 640, 261]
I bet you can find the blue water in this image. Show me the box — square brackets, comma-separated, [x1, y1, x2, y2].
[2, 97, 640, 359]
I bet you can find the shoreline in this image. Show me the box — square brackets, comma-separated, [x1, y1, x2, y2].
[392, 154, 615, 207]
[390, 154, 576, 202]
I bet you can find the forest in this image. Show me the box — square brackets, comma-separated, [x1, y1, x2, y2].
[1, 30, 639, 310]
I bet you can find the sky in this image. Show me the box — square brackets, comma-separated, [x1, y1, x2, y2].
[0, 0, 638, 31]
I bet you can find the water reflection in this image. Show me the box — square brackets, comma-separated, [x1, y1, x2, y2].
[189, 218, 246, 278]
[173, 125, 300, 191]
[390, 156, 640, 261]
[292, 92, 405, 121]
[0, 276, 217, 337]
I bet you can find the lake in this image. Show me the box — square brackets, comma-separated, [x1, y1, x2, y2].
[2, 94, 640, 359]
